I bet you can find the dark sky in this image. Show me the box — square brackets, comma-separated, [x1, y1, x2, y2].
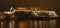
[0, 0, 60, 14]
[0, 0, 60, 8]
[12, 0, 59, 8]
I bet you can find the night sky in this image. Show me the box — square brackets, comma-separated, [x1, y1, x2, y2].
[0, 0, 60, 14]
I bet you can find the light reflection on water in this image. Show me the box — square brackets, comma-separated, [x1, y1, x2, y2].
[0, 20, 57, 28]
